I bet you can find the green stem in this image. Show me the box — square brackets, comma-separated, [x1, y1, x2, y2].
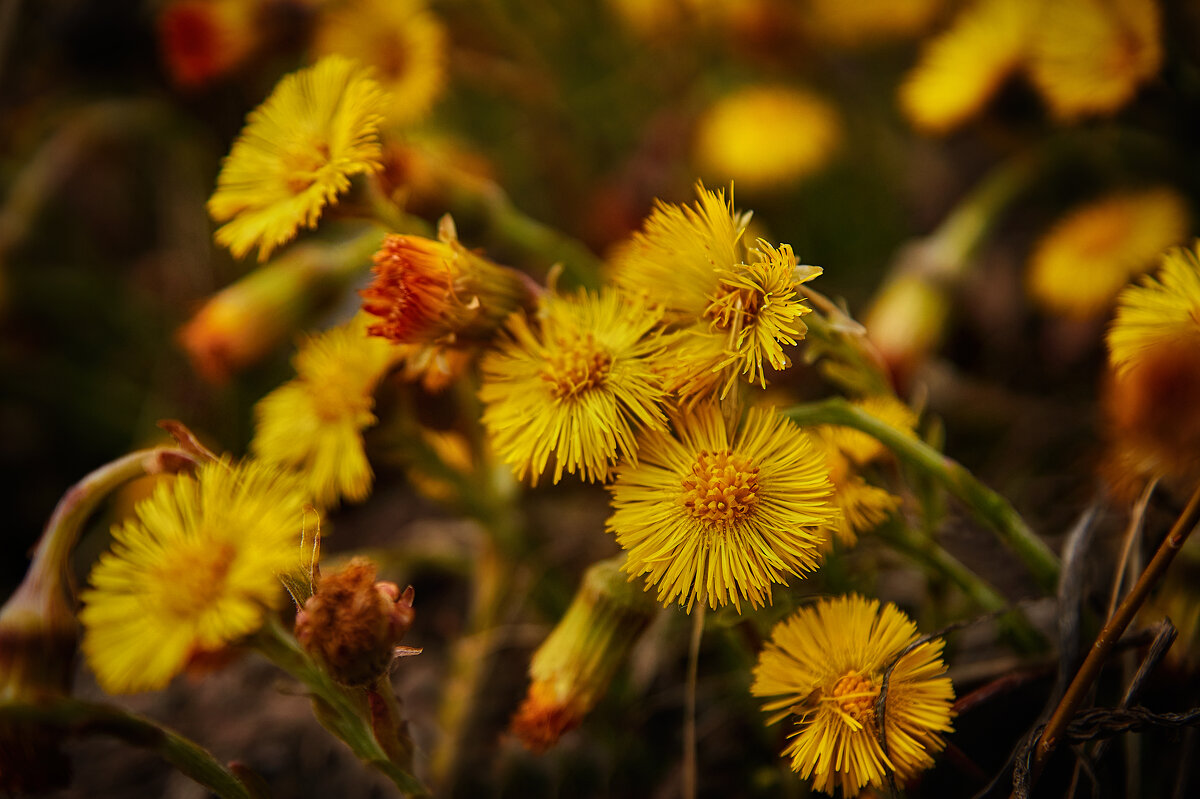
[0, 698, 252, 799]
[250, 620, 426, 796]
[877, 522, 1045, 651]
[783, 398, 1060, 592]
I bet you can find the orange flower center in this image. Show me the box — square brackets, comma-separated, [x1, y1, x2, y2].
[542, 335, 611, 399]
[831, 672, 878, 725]
[680, 449, 760, 526]
[705, 280, 760, 331]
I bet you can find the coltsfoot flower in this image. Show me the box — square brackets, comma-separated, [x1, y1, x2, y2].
[752, 595, 955, 795]
[80, 460, 309, 694]
[607, 402, 837, 611]
[253, 316, 400, 509]
[361, 217, 530, 345]
[480, 290, 668, 485]
[207, 55, 387, 261]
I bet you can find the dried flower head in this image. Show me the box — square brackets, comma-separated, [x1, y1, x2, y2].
[207, 55, 386, 261]
[608, 403, 837, 611]
[480, 290, 668, 485]
[752, 595, 955, 795]
[295, 557, 417, 686]
[80, 460, 308, 694]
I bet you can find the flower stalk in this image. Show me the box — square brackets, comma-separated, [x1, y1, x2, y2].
[783, 397, 1061, 591]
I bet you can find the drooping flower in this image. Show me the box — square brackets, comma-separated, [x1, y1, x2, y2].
[208, 55, 387, 261]
[752, 595, 955, 795]
[608, 403, 837, 612]
[480, 290, 668, 485]
[252, 315, 400, 508]
[1026, 0, 1162, 121]
[360, 217, 530, 345]
[313, 0, 446, 127]
[693, 86, 841, 193]
[510, 557, 657, 752]
[79, 460, 308, 694]
[899, 0, 1039, 135]
[1028, 189, 1189, 319]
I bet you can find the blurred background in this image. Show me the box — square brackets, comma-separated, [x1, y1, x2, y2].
[5, 0, 1200, 796]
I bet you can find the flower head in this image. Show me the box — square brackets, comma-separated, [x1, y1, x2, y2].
[1027, 0, 1161, 121]
[361, 218, 530, 345]
[80, 460, 308, 694]
[752, 595, 955, 795]
[818, 442, 901, 550]
[1028, 189, 1189, 319]
[613, 186, 820, 400]
[510, 557, 657, 752]
[295, 557, 417, 686]
[207, 55, 386, 261]
[608, 403, 837, 611]
[480, 290, 668, 485]
[1108, 243, 1200, 377]
[899, 0, 1039, 134]
[313, 0, 446, 127]
[252, 316, 400, 508]
[693, 86, 841, 193]
[158, 0, 257, 89]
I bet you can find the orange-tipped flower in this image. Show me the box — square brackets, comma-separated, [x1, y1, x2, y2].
[158, 0, 257, 89]
[295, 557, 418, 686]
[362, 218, 530, 346]
[510, 557, 656, 752]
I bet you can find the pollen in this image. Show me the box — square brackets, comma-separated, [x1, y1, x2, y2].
[680, 449, 761, 526]
[831, 672, 878, 725]
[542, 335, 612, 399]
[705, 282, 759, 330]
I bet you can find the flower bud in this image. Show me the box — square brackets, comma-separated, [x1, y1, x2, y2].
[510, 557, 657, 752]
[295, 558, 417, 686]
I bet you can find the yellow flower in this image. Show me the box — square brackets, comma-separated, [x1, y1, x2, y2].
[752, 595, 955, 795]
[818, 440, 901, 549]
[613, 186, 820, 400]
[79, 460, 308, 694]
[899, 0, 1039, 135]
[607, 403, 837, 612]
[480, 290, 668, 485]
[611, 183, 749, 321]
[1028, 188, 1189, 319]
[252, 316, 400, 508]
[313, 0, 446, 127]
[361, 218, 530, 345]
[1104, 244, 1200, 487]
[207, 55, 386, 261]
[807, 0, 944, 46]
[693, 86, 841, 193]
[1108, 243, 1200, 377]
[820, 395, 919, 467]
[1027, 0, 1162, 121]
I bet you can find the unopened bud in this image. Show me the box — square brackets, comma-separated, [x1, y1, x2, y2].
[510, 557, 657, 752]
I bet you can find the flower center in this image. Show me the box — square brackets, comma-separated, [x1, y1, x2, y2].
[542, 334, 612, 399]
[283, 140, 332, 193]
[310, 371, 375, 423]
[158, 540, 237, 619]
[680, 449, 760, 526]
[831, 672, 879, 725]
[705, 281, 760, 331]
